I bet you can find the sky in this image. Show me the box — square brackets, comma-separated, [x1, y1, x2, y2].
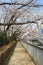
[0, 0, 43, 31]
[37, 0, 43, 4]
[0, 0, 43, 11]
[36, 0, 43, 12]
[0, 0, 43, 20]
[0, 0, 43, 12]
[0, 0, 43, 4]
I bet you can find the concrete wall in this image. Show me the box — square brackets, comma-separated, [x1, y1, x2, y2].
[21, 41, 43, 65]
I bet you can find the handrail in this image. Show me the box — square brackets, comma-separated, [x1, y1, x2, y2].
[22, 40, 43, 50]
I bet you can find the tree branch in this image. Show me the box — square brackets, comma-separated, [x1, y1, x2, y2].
[0, 2, 43, 7]
[0, 21, 36, 26]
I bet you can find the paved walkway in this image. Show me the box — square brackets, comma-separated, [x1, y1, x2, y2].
[4, 42, 35, 65]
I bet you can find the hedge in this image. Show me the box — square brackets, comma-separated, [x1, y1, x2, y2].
[0, 33, 9, 46]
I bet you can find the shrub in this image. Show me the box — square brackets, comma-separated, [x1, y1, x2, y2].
[0, 33, 3, 46]
[0, 33, 9, 46]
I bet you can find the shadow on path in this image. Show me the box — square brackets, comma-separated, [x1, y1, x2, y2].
[3, 41, 17, 65]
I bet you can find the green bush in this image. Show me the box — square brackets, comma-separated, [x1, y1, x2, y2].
[0, 33, 9, 46]
[0, 33, 3, 46]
